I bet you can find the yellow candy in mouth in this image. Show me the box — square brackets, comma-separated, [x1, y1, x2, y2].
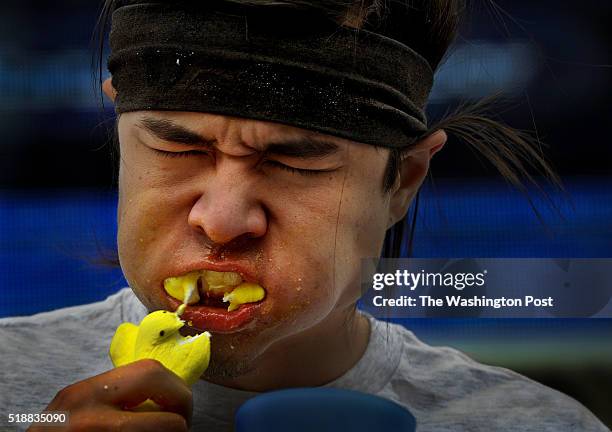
[163, 271, 265, 311]
[163, 271, 200, 305]
[204, 270, 242, 291]
[223, 282, 266, 312]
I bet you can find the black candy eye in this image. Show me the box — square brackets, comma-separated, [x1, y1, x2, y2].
[159, 330, 165, 336]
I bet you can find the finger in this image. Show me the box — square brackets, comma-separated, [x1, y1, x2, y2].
[90, 359, 192, 423]
[106, 359, 192, 420]
[113, 411, 189, 432]
[64, 409, 188, 432]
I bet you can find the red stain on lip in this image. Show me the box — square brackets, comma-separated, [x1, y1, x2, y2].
[167, 296, 261, 334]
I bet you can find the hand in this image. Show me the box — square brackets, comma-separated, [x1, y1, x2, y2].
[28, 359, 192, 431]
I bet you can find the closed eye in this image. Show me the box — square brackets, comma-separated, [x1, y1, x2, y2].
[151, 148, 209, 158]
[262, 160, 333, 176]
[150, 147, 334, 176]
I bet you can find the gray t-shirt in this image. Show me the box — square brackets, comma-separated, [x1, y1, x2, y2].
[0, 288, 608, 431]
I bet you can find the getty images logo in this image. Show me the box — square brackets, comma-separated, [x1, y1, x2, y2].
[371, 265, 487, 291]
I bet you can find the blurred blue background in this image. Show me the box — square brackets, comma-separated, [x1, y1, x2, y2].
[0, 0, 610, 426]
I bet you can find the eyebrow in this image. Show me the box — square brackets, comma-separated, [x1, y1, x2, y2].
[137, 116, 340, 158]
[137, 117, 214, 146]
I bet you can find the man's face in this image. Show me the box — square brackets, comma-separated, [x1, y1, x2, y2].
[116, 111, 393, 377]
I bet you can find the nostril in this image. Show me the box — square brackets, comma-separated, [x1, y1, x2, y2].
[189, 225, 217, 250]
[192, 224, 209, 237]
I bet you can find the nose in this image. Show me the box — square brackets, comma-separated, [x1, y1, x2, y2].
[187, 165, 268, 245]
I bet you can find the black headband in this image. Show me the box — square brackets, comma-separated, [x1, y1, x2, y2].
[108, 1, 434, 148]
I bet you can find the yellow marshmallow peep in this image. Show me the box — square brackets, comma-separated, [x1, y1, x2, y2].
[109, 303, 210, 386]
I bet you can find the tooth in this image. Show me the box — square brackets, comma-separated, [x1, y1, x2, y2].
[204, 271, 242, 291]
[223, 282, 265, 312]
[163, 272, 201, 304]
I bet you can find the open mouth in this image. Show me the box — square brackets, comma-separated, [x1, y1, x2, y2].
[163, 270, 266, 333]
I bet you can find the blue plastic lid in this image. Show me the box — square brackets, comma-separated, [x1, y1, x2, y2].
[235, 387, 416, 432]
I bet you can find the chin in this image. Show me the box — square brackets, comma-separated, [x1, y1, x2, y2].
[203, 338, 262, 380]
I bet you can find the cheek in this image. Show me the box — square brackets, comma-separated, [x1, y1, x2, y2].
[331, 170, 390, 304]
[117, 195, 160, 307]
[345, 209, 387, 280]
[116, 153, 183, 305]
[264, 173, 388, 326]
[263, 191, 341, 318]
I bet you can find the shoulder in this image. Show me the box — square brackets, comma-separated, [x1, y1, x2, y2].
[0, 288, 145, 416]
[369, 318, 609, 432]
[0, 287, 145, 358]
[0, 287, 143, 329]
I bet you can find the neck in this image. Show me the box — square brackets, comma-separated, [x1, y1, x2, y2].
[207, 305, 371, 391]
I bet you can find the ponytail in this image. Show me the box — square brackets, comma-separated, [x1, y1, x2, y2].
[382, 95, 563, 258]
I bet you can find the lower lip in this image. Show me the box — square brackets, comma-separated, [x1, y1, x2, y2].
[167, 297, 262, 333]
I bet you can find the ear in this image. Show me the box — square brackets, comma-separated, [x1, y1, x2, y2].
[102, 77, 118, 102]
[387, 130, 447, 229]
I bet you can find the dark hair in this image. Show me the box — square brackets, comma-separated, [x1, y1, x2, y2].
[93, 0, 560, 260]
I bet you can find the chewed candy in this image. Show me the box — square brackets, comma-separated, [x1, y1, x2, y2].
[163, 271, 266, 312]
[109, 307, 211, 386]
[223, 283, 266, 312]
[163, 271, 201, 305]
